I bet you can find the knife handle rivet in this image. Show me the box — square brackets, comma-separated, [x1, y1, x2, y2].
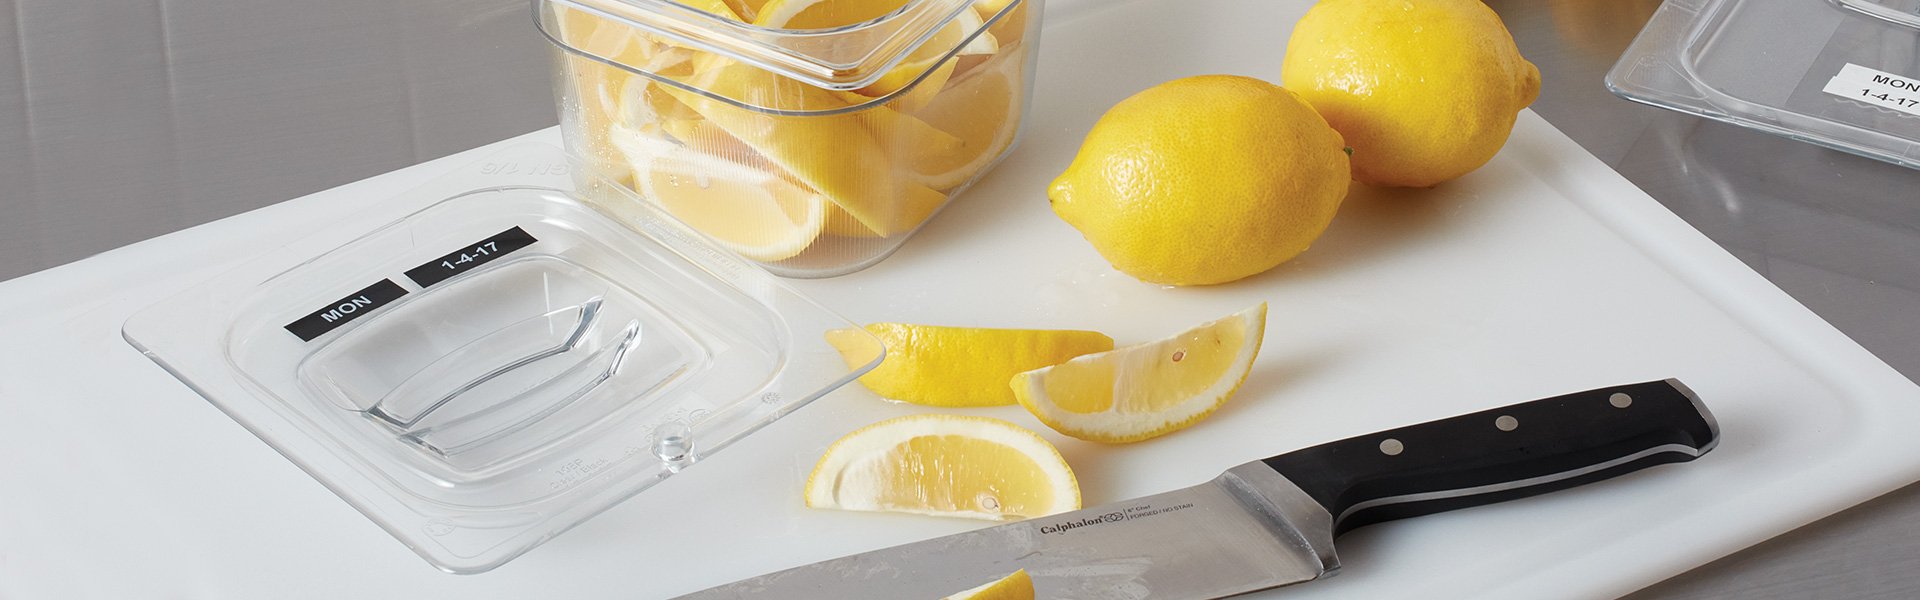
[1379, 438, 1404, 456]
[1610, 393, 1634, 408]
[1495, 415, 1519, 431]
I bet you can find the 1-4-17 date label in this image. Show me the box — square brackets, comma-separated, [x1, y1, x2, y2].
[404, 227, 539, 288]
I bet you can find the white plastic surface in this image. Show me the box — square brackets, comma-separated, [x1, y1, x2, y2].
[4, 0, 1920, 598]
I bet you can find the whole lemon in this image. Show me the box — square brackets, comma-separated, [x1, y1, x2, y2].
[1049, 75, 1350, 286]
[1282, 0, 1539, 188]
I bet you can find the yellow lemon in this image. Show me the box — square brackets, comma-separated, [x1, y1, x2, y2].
[1012, 303, 1266, 443]
[825, 324, 1114, 407]
[805, 415, 1080, 520]
[944, 570, 1034, 600]
[1049, 76, 1349, 286]
[1282, 0, 1540, 187]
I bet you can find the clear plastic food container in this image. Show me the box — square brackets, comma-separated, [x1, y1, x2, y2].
[124, 167, 881, 573]
[1609, 0, 1920, 169]
[535, 0, 1042, 277]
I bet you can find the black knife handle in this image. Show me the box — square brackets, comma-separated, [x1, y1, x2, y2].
[1261, 379, 1718, 535]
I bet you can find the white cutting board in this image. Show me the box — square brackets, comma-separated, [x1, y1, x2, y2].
[4, 0, 1920, 598]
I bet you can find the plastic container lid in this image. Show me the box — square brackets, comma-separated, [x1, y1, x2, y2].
[1609, 0, 1920, 168]
[123, 154, 882, 573]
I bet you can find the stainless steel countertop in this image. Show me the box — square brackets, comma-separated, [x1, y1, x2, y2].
[4, 0, 1919, 596]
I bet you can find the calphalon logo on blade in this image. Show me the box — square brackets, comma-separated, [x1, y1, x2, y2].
[1038, 503, 1194, 535]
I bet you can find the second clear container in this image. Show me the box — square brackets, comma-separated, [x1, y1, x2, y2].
[537, 0, 1043, 277]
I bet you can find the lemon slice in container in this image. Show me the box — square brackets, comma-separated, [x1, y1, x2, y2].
[756, 0, 996, 99]
[613, 130, 828, 262]
[1013, 303, 1267, 443]
[911, 64, 1023, 190]
[805, 415, 1080, 521]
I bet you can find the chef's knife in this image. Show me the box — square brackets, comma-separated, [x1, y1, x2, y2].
[681, 379, 1718, 599]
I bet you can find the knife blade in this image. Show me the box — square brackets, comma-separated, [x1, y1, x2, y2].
[681, 378, 1720, 599]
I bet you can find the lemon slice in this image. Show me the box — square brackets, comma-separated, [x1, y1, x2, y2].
[805, 415, 1080, 520]
[944, 570, 1034, 600]
[1013, 303, 1267, 443]
[911, 63, 1023, 190]
[825, 324, 1114, 406]
[614, 131, 828, 261]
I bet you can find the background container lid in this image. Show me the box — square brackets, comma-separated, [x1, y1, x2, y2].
[536, 0, 1016, 111]
[123, 149, 881, 573]
[1608, 0, 1920, 169]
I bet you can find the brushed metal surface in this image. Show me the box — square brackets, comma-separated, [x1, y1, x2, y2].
[4, 0, 1920, 597]
[682, 463, 1336, 600]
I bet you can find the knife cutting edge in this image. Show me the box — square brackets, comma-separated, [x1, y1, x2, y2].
[680, 378, 1719, 599]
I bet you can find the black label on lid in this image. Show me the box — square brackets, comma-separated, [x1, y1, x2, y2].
[404, 226, 538, 288]
[284, 279, 409, 342]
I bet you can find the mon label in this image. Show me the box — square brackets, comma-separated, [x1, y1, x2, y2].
[284, 279, 409, 342]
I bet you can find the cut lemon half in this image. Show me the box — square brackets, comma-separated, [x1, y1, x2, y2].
[944, 570, 1034, 600]
[615, 131, 828, 262]
[911, 63, 1023, 190]
[1012, 303, 1267, 443]
[824, 324, 1113, 406]
[805, 415, 1080, 521]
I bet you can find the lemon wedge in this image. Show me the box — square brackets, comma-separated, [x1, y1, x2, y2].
[666, 61, 943, 237]
[911, 63, 1023, 190]
[555, 0, 740, 185]
[973, 0, 1028, 47]
[1012, 304, 1267, 443]
[756, 0, 995, 99]
[821, 183, 947, 238]
[944, 570, 1034, 600]
[805, 415, 1080, 520]
[615, 131, 828, 262]
[825, 324, 1114, 406]
[719, 0, 772, 20]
